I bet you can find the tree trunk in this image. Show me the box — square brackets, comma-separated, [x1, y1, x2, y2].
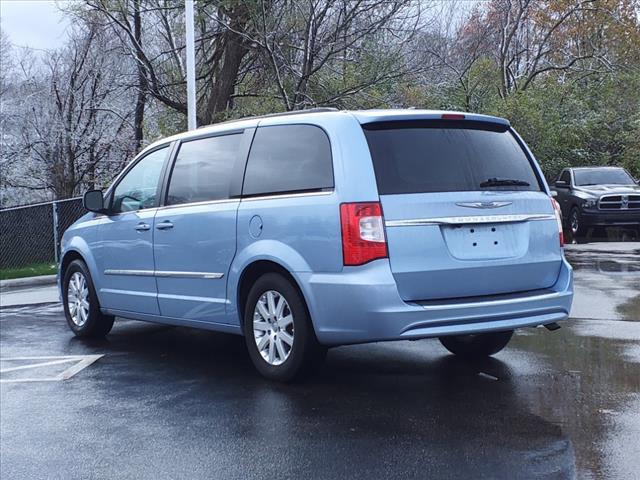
[133, 0, 146, 151]
[202, 6, 249, 124]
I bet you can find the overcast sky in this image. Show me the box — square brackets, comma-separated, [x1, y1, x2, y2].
[1, 0, 71, 50]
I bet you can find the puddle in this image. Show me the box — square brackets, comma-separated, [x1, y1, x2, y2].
[617, 294, 640, 322]
[564, 244, 640, 322]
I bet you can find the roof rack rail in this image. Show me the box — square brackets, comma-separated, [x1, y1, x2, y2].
[197, 107, 339, 128]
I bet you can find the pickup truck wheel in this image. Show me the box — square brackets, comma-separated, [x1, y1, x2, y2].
[569, 206, 587, 239]
[439, 330, 513, 358]
[243, 273, 326, 382]
[63, 259, 114, 338]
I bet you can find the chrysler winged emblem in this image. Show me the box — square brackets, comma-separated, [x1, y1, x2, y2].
[456, 201, 513, 209]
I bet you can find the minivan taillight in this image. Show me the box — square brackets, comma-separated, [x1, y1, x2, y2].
[340, 202, 388, 266]
[551, 197, 564, 247]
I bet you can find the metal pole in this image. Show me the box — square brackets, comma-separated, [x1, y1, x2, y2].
[185, 0, 197, 130]
[52, 201, 59, 264]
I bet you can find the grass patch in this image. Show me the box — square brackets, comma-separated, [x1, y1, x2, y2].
[0, 263, 58, 280]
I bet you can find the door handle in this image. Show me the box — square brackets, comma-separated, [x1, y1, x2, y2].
[156, 221, 174, 230]
[135, 223, 150, 231]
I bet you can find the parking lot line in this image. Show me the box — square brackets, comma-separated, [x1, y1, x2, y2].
[0, 354, 104, 383]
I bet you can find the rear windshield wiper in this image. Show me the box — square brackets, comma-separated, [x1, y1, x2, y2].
[480, 177, 530, 188]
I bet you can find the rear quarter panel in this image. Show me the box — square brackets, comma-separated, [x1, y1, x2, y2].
[228, 113, 380, 323]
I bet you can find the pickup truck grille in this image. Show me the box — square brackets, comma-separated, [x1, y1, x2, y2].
[598, 194, 640, 210]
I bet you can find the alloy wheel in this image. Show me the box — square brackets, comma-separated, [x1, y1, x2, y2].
[67, 271, 90, 327]
[253, 290, 295, 366]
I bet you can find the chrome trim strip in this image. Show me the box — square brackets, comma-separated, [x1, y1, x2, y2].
[106, 198, 239, 216]
[155, 271, 224, 279]
[385, 214, 555, 227]
[157, 198, 239, 211]
[418, 291, 562, 311]
[100, 288, 158, 297]
[104, 207, 160, 218]
[240, 190, 334, 202]
[99, 191, 332, 215]
[104, 269, 223, 279]
[104, 269, 155, 277]
[157, 293, 228, 303]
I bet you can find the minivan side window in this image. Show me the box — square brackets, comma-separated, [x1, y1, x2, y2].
[112, 146, 169, 213]
[166, 133, 242, 206]
[242, 124, 333, 196]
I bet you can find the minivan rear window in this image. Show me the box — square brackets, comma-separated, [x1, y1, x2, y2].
[363, 121, 541, 194]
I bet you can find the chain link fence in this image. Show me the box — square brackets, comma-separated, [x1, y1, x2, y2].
[0, 197, 85, 270]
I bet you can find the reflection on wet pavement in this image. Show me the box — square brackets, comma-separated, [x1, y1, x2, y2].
[1, 243, 639, 479]
[618, 295, 640, 321]
[558, 242, 640, 477]
[510, 320, 640, 479]
[565, 243, 640, 322]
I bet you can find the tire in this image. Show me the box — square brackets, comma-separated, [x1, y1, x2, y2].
[569, 206, 587, 240]
[243, 273, 326, 382]
[62, 259, 114, 338]
[439, 330, 514, 358]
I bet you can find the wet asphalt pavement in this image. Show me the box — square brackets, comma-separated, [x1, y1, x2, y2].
[1, 244, 639, 479]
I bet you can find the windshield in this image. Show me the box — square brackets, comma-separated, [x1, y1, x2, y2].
[363, 120, 541, 194]
[574, 168, 635, 186]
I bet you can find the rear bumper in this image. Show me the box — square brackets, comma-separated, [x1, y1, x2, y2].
[298, 257, 573, 346]
[581, 210, 640, 227]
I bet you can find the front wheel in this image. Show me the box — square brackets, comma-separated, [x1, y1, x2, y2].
[439, 330, 514, 358]
[63, 259, 114, 338]
[569, 206, 587, 240]
[243, 273, 326, 382]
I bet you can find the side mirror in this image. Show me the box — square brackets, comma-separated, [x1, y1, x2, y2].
[83, 189, 106, 213]
[555, 180, 568, 188]
[550, 190, 558, 197]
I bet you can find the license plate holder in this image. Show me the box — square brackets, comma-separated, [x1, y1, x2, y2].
[441, 223, 526, 260]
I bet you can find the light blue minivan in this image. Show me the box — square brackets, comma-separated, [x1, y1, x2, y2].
[60, 108, 573, 381]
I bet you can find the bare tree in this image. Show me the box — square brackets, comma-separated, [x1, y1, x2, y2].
[485, 0, 622, 97]
[215, 0, 424, 110]
[412, 1, 496, 111]
[84, 0, 425, 121]
[83, 0, 253, 125]
[3, 26, 132, 199]
[413, 0, 638, 105]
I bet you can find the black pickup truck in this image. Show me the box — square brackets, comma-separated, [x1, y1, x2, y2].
[552, 167, 639, 239]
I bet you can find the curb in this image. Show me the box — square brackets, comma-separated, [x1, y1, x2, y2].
[0, 274, 58, 291]
[0, 301, 61, 310]
[564, 242, 640, 255]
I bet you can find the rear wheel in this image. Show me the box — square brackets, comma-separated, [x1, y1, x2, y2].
[439, 330, 513, 358]
[243, 273, 325, 382]
[63, 259, 114, 338]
